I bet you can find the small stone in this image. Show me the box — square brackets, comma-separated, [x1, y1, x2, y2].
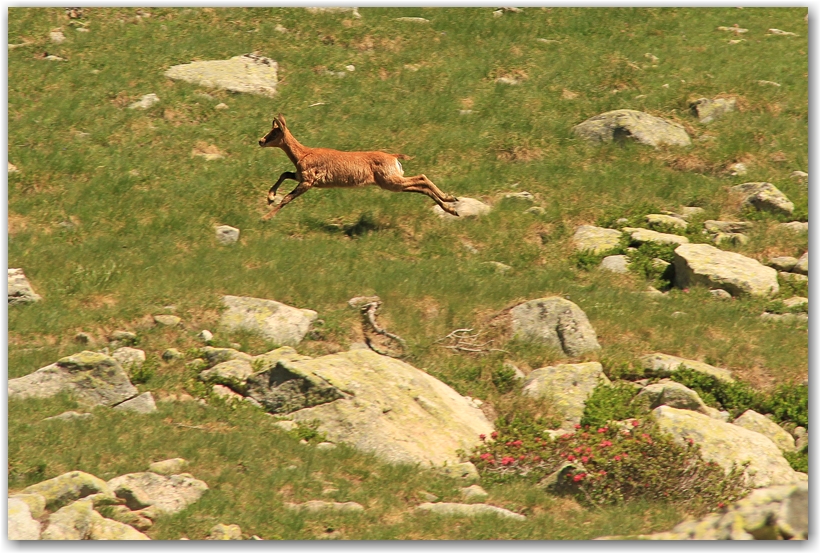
[768, 28, 797, 36]
[153, 314, 181, 327]
[460, 484, 488, 501]
[148, 458, 189, 475]
[214, 103, 228, 110]
[768, 256, 799, 272]
[419, 491, 438, 502]
[416, 502, 525, 521]
[348, 295, 381, 309]
[600, 255, 629, 274]
[790, 171, 808, 179]
[524, 206, 545, 215]
[731, 182, 794, 216]
[671, 311, 687, 318]
[44, 410, 93, 422]
[623, 227, 689, 246]
[792, 252, 808, 275]
[779, 221, 808, 233]
[495, 76, 521, 85]
[215, 225, 240, 245]
[110, 330, 137, 344]
[713, 232, 749, 246]
[395, 17, 429, 23]
[679, 206, 705, 220]
[779, 271, 808, 283]
[285, 500, 364, 513]
[274, 24, 288, 33]
[728, 162, 748, 175]
[316, 442, 337, 450]
[503, 191, 534, 201]
[8, 162, 19, 173]
[783, 296, 808, 309]
[710, 289, 732, 300]
[757, 80, 781, 87]
[482, 261, 512, 274]
[8, 268, 42, 305]
[197, 329, 214, 343]
[703, 220, 753, 234]
[646, 213, 688, 229]
[159, 348, 184, 362]
[209, 523, 242, 540]
[345, 64, 355, 72]
[212, 384, 244, 402]
[128, 93, 160, 110]
[50, 29, 66, 43]
[74, 332, 93, 344]
[458, 109, 473, 115]
[432, 197, 491, 219]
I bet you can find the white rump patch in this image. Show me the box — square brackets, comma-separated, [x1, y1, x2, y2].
[395, 159, 404, 175]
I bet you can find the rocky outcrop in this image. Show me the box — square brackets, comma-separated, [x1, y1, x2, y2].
[731, 182, 794, 216]
[113, 392, 157, 414]
[652, 406, 805, 488]
[509, 297, 601, 356]
[22, 471, 112, 511]
[522, 362, 610, 430]
[597, 481, 807, 540]
[673, 243, 779, 297]
[623, 227, 689, 246]
[689, 97, 736, 124]
[165, 53, 278, 97]
[8, 268, 42, 305]
[572, 109, 691, 148]
[9, 351, 138, 407]
[632, 381, 711, 415]
[219, 295, 318, 346]
[8, 497, 41, 540]
[106, 472, 208, 514]
[572, 225, 622, 254]
[600, 254, 629, 274]
[638, 353, 734, 383]
[732, 410, 796, 453]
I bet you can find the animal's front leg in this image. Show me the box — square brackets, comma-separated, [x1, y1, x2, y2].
[268, 171, 298, 204]
[261, 180, 313, 220]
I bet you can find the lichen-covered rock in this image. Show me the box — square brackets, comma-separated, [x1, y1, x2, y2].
[8, 497, 42, 540]
[632, 381, 710, 414]
[792, 251, 808, 275]
[779, 221, 808, 233]
[200, 346, 253, 367]
[732, 410, 796, 453]
[285, 500, 364, 513]
[731, 182, 794, 216]
[673, 243, 779, 297]
[767, 256, 799, 272]
[165, 53, 278, 97]
[220, 295, 318, 346]
[572, 225, 622, 254]
[9, 351, 138, 407]
[638, 353, 735, 382]
[9, 493, 46, 518]
[646, 213, 688, 230]
[111, 347, 146, 373]
[522, 362, 610, 430]
[280, 349, 494, 469]
[416, 502, 526, 521]
[88, 511, 151, 540]
[572, 109, 691, 148]
[600, 255, 629, 274]
[113, 392, 157, 414]
[215, 224, 240, 245]
[99, 505, 153, 531]
[148, 458, 189, 476]
[106, 472, 208, 514]
[8, 268, 42, 305]
[652, 406, 804, 488]
[199, 359, 255, 393]
[22, 471, 112, 511]
[460, 484, 489, 501]
[623, 227, 689, 246]
[209, 523, 243, 540]
[41, 498, 95, 540]
[432, 197, 491, 219]
[690, 97, 736, 124]
[509, 297, 601, 356]
[703, 220, 753, 234]
[43, 411, 93, 422]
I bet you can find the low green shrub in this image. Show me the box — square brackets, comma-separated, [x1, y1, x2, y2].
[129, 355, 158, 385]
[469, 420, 749, 515]
[580, 382, 645, 429]
[491, 364, 520, 394]
[784, 448, 808, 473]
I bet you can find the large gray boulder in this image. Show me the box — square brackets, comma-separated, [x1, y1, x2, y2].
[8, 497, 42, 540]
[652, 406, 805, 488]
[165, 53, 278, 97]
[8, 268, 42, 305]
[281, 349, 494, 469]
[572, 109, 691, 148]
[733, 410, 796, 453]
[509, 297, 601, 356]
[731, 182, 794, 216]
[106, 472, 209, 514]
[572, 225, 622, 254]
[639, 353, 734, 383]
[673, 243, 779, 297]
[8, 351, 138, 407]
[219, 295, 318, 346]
[522, 362, 610, 430]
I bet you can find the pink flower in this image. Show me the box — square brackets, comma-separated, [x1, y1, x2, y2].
[480, 453, 492, 461]
[614, 455, 622, 461]
[512, 440, 523, 447]
[491, 431, 499, 439]
[600, 440, 613, 448]
[567, 454, 576, 461]
[479, 434, 486, 441]
[598, 470, 607, 476]
[597, 427, 607, 434]
[574, 447, 583, 454]
[573, 473, 586, 482]
[581, 456, 589, 463]
[519, 455, 527, 461]
[631, 419, 640, 427]
[501, 456, 515, 466]
[574, 424, 582, 429]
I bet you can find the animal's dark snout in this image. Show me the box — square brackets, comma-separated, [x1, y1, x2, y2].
[258, 137, 267, 147]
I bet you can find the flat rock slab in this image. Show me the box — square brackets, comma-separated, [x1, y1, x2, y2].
[732, 182, 794, 216]
[432, 197, 491, 219]
[416, 502, 526, 521]
[44, 410, 93, 422]
[282, 349, 494, 468]
[522, 362, 610, 430]
[690, 97, 736, 124]
[8, 351, 138, 407]
[111, 347, 146, 371]
[106, 472, 208, 514]
[572, 109, 691, 148]
[284, 501, 364, 513]
[572, 225, 622, 254]
[623, 227, 689, 246]
[8, 497, 42, 540]
[673, 243, 779, 297]
[88, 511, 150, 540]
[509, 297, 601, 356]
[199, 359, 255, 393]
[652, 406, 804, 488]
[733, 410, 796, 453]
[600, 254, 629, 274]
[639, 353, 734, 383]
[113, 392, 157, 414]
[165, 53, 278, 97]
[633, 381, 710, 414]
[220, 295, 318, 346]
[148, 458, 189, 476]
[8, 268, 42, 305]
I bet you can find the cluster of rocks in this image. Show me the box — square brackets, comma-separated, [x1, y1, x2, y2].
[8, 462, 208, 540]
[8, 268, 41, 305]
[598, 481, 807, 540]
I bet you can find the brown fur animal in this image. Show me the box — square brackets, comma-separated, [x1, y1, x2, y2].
[257, 114, 459, 219]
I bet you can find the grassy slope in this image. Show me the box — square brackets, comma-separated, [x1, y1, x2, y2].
[7, 7, 808, 539]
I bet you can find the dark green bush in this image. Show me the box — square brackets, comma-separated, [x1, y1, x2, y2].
[580, 382, 645, 429]
[491, 364, 519, 394]
[784, 448, 808, 473]
[129, 355, 158, 385]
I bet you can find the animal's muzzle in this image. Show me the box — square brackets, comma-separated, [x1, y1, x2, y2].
[258, 138, 266, 146]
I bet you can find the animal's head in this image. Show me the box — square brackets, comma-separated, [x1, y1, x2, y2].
[258, 114, 289, 148]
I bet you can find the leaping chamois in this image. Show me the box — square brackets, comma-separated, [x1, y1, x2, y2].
[257, 114, 459, 220]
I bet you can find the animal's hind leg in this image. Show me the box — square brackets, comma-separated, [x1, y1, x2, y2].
[401, 185, 460, 216]
[404, 174, 458, 203]
[376, 175, 459, 215]
[268, 171, 298, 204]
[262, 180, 313, 220]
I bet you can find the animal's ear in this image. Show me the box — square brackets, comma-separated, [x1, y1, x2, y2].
[271, 117, 280, 128]
[277, 113, 288, 131]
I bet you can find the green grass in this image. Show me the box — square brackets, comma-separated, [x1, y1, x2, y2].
[8, 7, 808, 540]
